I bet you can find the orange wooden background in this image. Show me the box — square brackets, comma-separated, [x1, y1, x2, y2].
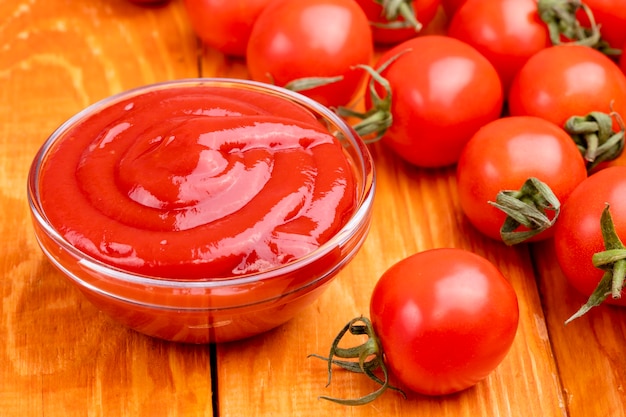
[1, 1, 625, 416]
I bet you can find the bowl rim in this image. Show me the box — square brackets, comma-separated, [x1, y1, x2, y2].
[27, 77, 376, 290]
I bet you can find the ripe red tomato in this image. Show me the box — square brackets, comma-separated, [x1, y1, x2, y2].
[554, 166, 626, 309]
[370, 248, 519, 396]
[183, 0, 272, 57]
[508, 45, 626, 131]
[365, 35, 503, 167]
[447, 0, 551, 92]
[355, 0, 441, 45]
[576, 0, 626, 51]
[456, 116, 587, 244]
[246, 0, 374, 109]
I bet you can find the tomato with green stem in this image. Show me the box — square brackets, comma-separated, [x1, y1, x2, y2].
[554, 166, 626, 323]
[508, 44, 626, 132]
[246, 0, 374, 109]
[456, 116, 588, 245]
[312, 248, 519, 403]
[370, 248, 519, 396]
[576, 0, 626, 52]
[347, 35, 503, 168]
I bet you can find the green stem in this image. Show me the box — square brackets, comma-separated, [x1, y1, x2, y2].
[308, 316, 406, 405]
[336, 50, 411, 142]
[566, 204, 626, 323]
[284, 75, 345, 93]
[488, 177, 561, 245]
[536, 0, 621, 55]
[564, 110, 625, 172]
[611, 260, 626, 299]
[369, 0, 422, 32]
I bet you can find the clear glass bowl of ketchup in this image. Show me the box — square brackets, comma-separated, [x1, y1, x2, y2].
[27, 78, 375, 343]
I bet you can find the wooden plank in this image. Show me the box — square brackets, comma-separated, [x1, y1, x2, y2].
[534, 240, 626, 417]
[0, 1, 212, 416]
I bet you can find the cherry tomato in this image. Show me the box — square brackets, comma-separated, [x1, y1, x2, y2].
[576, 0, 626, 51]
[126, 0, 169, 4]
[447, 0, 551, 93]
[620, 43, 626, 74]
[554, 166, 626, 308]
[246, 0, 374, 108]
[367, 35, 503, 167]
[370, 248, 519, 396]
[508, 45, 626, 131]
[355, 0, 441, 45]
[183, 0, 272, 57]
[456, 116, 587, 244]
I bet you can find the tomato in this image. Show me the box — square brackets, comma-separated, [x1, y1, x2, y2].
[508, 45, 626, 131]
[369, 248, 519, 396]
[364, 35, 503, 167]
[447, 0, 551, 93]
[554, 166, 626, 310]
[576, 0, 626, 51]
[621, 43, 626, 74]
[355, 0, 441, 45]
[456, 116, 587, 244]
[182, 0, 273, 57]
[246, 0, 374, 109]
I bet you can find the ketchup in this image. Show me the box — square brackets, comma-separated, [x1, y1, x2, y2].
[38, 85, 357, 279]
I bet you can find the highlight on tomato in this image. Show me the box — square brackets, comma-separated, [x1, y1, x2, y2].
[355, 0, 441, 45]
[456, 116, 588, 245]
[553, 166, 626, 324]
[246, 0, 374, 109]
[183, 0, 273, 57]
[345, 35, 503, 168]
[310, 248, 519, 404]
[508, 44, 626, 132]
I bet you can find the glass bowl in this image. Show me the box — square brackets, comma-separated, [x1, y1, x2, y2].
[27, 78, 375, 343]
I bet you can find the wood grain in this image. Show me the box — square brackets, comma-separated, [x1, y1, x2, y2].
[1, 0, 625, 416]
[1, 1, 211, 416]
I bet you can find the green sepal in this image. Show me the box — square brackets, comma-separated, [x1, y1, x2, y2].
[308, 316, 406, 406]
[537, 0, 621, 55]
[488, 177, 561, 245]
[335, 49, 411, 143]
[565, 205, 626, 324]
[284, 75, 345, 93]
[564, 111, 625, 172]
[369, 0, 422, 31]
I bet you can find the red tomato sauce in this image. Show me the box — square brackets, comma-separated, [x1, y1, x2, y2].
[38, 85, 357, 279]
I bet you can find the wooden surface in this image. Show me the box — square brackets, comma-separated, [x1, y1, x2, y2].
[1, 0, 625, 416]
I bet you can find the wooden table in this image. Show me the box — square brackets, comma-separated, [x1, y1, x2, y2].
[2, 1, 625, 416]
